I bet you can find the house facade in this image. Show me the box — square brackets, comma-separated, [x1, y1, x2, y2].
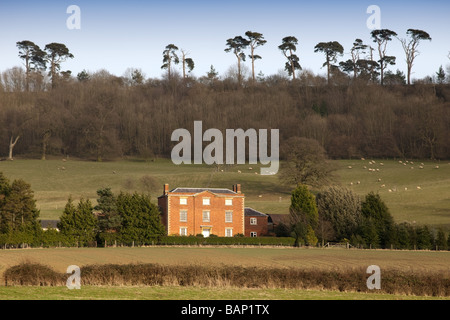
[158, 184, 245, 237]
[244, 207, 269, 237]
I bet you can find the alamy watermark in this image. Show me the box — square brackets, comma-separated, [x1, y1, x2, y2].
[66, 265, 81, 289]
[366, 265, 381, 290]
[66, 5, 81, 30]
[366, 5, 381, 30]
[171, 121, 279, 175]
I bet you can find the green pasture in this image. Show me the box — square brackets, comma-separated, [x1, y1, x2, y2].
[0, 158, 449, 229]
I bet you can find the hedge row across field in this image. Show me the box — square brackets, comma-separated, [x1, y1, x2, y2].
[4, 262, 450, 297]
[156, 236, 296, 246]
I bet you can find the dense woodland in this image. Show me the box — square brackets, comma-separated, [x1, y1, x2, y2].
[2, 31, 450, 161]
[1, 73, 449, 161]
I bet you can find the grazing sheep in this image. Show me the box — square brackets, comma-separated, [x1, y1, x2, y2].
[361, 158, 365, 161]
[249, 167, 253, 170]
[417, 186, 421, 190]
[377, 178, 382, 182]
[381, 184, 386, 188]
[435, 165, 439, 169]
[389, 189, 393, 193]
[238, 170, 241, 174]
[357, 181, 361, 185]
[419, 166, 424, 169]
[348, 166, 353, 169]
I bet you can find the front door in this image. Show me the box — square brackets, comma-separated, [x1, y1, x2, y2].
[202, 228, 211, 238]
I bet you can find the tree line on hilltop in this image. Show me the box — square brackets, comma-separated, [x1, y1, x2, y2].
[0, 29, 450, 163]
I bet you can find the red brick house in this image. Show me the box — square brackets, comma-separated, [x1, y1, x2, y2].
[158, 184, 245, 237]
[244, 207, 269, 237]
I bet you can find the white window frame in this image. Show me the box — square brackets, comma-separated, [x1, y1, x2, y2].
[225, 228, 233, 237]
[225, 211, 233, 223]
[250, 232, 257, 237]
[203, 198, 210, 205]
[250, 217, 257, 225]
[180, 227, 187, 236]
[225, 199, 233, 206]
[180, 210, 187, 222]
[180, 198, 187, 205]
[203, 210, 210, 222]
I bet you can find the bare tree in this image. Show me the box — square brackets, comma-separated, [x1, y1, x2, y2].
[8, 136, 20, 160]
[398, 29, 431, 85]
[180, 49, 194, 80]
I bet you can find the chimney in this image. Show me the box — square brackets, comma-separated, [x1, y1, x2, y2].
[164, 184, 169, 195]
[235, 184, 241, 194]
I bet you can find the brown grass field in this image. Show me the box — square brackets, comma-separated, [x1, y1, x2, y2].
[1, 246, 449, 277]
[1, 246, 449, 299]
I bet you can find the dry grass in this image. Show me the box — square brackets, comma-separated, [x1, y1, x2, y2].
[4, 261, 450, 297]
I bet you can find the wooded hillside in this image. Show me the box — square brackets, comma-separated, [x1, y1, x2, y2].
[1, 76, 449, 161]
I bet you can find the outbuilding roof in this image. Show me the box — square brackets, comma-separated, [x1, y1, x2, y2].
[244, 207, 268, 217]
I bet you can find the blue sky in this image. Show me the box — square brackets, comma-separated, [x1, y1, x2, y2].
[1, 0, 449, 80]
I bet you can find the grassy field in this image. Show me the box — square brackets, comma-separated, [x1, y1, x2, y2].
[0, 158, 449, 229]
[1, 285, 447, 300]
[0, 247, 449, 300]
[1, 246, 449, 281]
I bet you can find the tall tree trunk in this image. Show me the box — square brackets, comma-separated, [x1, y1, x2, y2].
[9, 136, 20, 160]
[42, 131, 51, 160]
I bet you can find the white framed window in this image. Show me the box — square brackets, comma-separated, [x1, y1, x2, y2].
[225, 211, 233, 223]
[180, 227, 187, 236]
[203, 210, 210, 222]
[225, 228, 233, 237]
[250, 218, 257, 225]
[225, 199, 233, 206]
[203, 198, 210, 205]
[180, 210, 187, 222]
[250, 232, 257, 237]
[180, 198, 187, 205]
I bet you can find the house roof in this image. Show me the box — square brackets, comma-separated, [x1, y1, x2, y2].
[41, 220, 59, 229]
[244, 207, 268, 217]
[267, 214, 290, 224]
[168, 187, 238, 195]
